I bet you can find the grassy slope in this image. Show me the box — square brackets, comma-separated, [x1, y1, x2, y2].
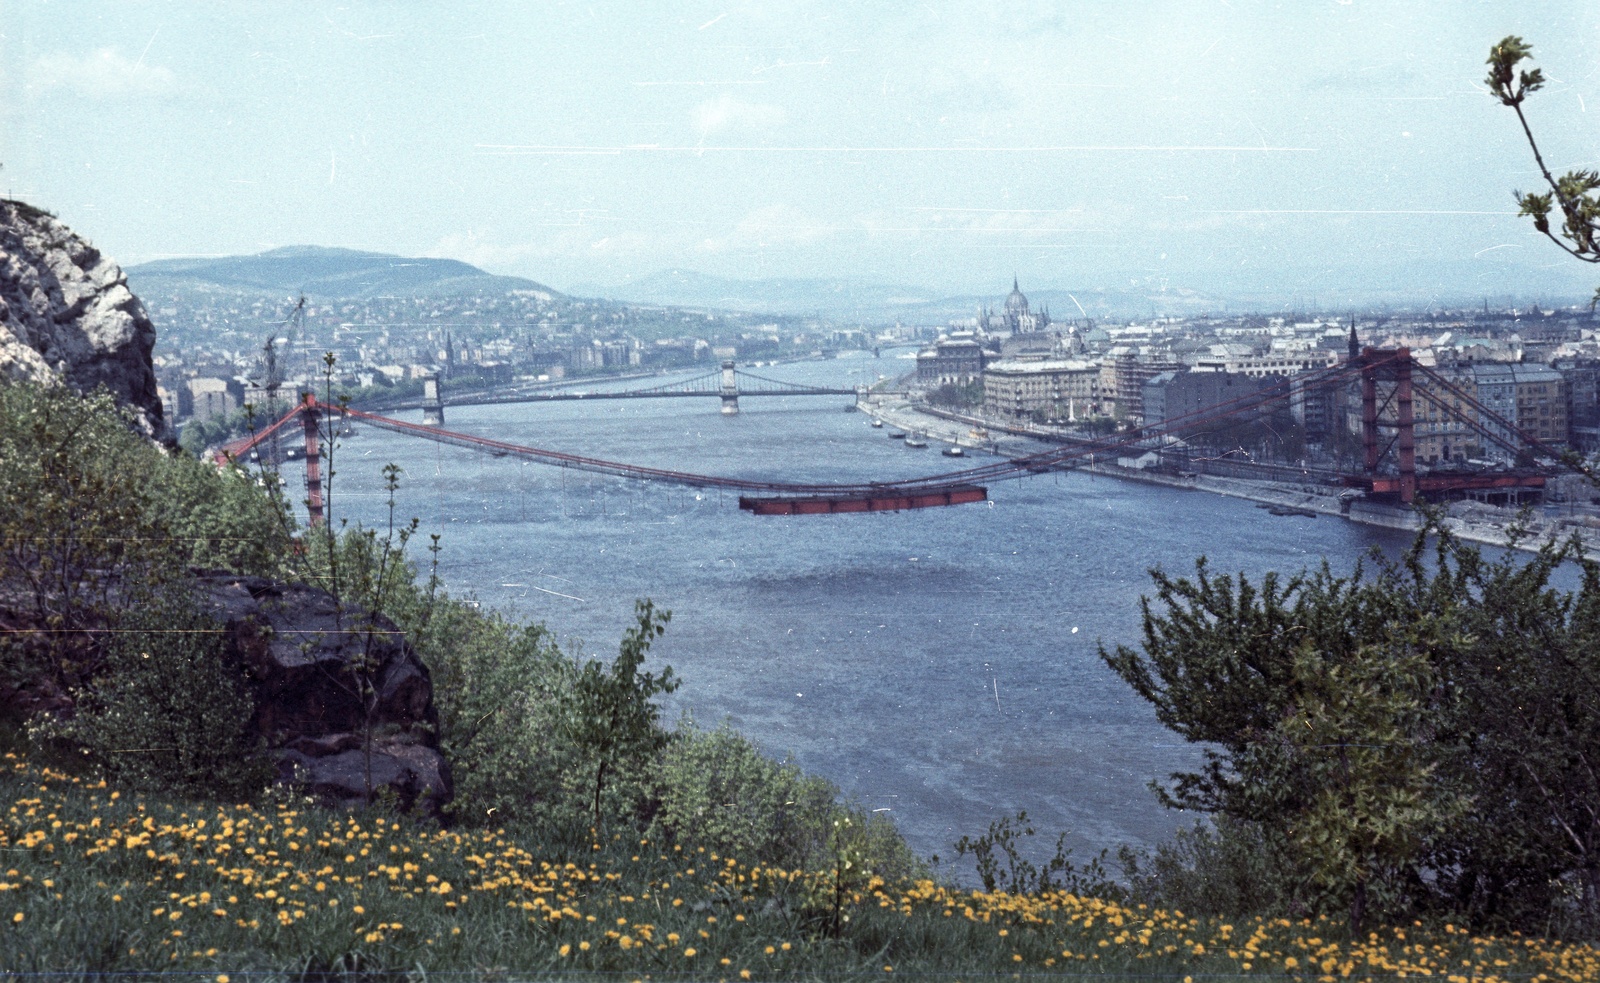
[2, 757, 1596, 982]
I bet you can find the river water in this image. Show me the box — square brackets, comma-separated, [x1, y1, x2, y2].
[297, 353, 1417, 869]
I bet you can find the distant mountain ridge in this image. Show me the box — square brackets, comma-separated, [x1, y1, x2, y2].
[127, 246, 560, 300]
[126, 247, 1598, 319]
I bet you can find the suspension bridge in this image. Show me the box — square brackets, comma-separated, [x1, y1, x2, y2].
[219, 349, 1580, 520]
[368, 362, 885, 424]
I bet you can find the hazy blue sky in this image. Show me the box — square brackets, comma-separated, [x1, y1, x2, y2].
[6, 2, 1600, 303]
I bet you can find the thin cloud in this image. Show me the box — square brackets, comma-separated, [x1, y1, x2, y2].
[692, 95, 787, 137]
[31, 47, 177, 100]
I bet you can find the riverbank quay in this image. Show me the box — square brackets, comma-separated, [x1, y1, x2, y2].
[859, 394, 1600, 560]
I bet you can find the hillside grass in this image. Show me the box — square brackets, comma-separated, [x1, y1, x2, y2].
[4, 757, 1597, 982]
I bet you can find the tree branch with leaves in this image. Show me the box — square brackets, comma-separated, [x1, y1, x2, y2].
[1488, 36, 1600, 303]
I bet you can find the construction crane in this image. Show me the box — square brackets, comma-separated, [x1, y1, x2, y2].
[246, 296, 305, 467]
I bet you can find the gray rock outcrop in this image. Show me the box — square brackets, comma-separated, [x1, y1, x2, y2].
[0, 199, 166, 439]
[194, 572, 452, 814]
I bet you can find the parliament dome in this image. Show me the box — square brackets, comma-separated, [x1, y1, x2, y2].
[1004, 275, 1029, 316]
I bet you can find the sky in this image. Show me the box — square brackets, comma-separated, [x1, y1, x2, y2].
[6, 1, 1600, 306]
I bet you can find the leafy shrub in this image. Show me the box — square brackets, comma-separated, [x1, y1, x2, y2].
[1, 381, 293, 791]
[140, 450, 295, 577]
[1118, 816, 1301, 918]
[34, 589, 270, 800]
[558, 600, 678, 828]
[651, 721, 839, 869]
[1103, 521, 1600, 935]
[421, 598, 575, 828]
[953, 810, 1121, 898]
[925, 381, 983, 410]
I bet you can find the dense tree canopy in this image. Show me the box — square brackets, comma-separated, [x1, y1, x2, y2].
[1103, 527, 1600, 934]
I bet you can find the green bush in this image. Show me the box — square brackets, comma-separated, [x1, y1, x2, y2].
[1, 381, 294, 790]
[34, 589, 270, 800]
[953, 810, 1121, 898]
[651, 720, 839, 870]
[1118, 816, 1302, 918]
[421, 598, 576, 828]
[1103, 521, 1600, 935]
[140, 450, 295, 577]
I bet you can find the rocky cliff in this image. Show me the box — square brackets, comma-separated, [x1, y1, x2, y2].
[196, 572, 452, 813]
[1, 571, 453, 813]
[0, 199, 165, 438]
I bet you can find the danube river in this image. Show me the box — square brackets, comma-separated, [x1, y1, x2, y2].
[300, 353, 1416, 868]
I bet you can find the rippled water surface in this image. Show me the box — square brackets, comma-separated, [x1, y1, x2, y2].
[294, 354, 1415, 865]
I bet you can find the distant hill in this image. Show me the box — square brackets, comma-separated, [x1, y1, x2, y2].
[127, 246, 560, 300]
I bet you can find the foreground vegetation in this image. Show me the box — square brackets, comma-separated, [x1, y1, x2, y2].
[5, 755, 1599, 981]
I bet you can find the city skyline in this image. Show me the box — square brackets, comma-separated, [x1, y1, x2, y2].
[7, 3, 1600, 306]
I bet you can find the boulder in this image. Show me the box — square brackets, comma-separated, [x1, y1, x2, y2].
[193, 571, 453, 814]
[0, 199, 166, 440]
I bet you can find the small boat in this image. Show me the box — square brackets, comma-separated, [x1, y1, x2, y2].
[871, 418, 884, 428]
[942, 445, 965, 457]
[904, 433, 929, 449]
[888, 431, 907, 439]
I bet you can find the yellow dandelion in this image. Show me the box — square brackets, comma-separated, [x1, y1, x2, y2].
[12, 912, 22, 924]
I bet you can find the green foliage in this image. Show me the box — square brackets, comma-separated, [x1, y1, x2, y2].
[0, 383, 164, 632]
[1119, 816, 1302, 919]
[1103, 523, 1600, 934]
[1488, 36, 1600, 305]
[953, 810, 1119, 898]
[421, 598, 575, 827]
[0, 380, 294, 796]
[1486, 36, 1545, 108]
[139, 450, 295, 577]
[1265, 643, 1463, 931]
[1430, 533, 1600, 933]
[559, 600, 679, 827]
[177, 404, 287, 456]
[34, 591, 270, 800]
[925, 381, 983, 410]
[1082, 414, 1120, 436]
[1, 382, 292, 736]
[651, 721, 848, 870]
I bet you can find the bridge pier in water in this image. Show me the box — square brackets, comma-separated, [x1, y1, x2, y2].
[422, 374, 445, 426]
[720, 360, 739, 415]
